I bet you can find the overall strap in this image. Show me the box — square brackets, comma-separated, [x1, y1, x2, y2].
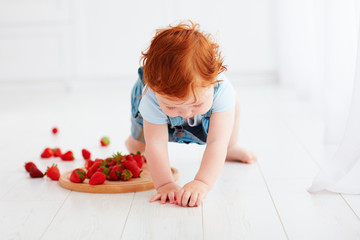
[138, 67, 144, 84]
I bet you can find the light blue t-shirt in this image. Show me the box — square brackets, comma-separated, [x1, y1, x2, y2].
[139, 74, 235, 125]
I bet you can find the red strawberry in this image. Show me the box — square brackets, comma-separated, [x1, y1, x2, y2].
[108, 165, 123, 181]
[53, 148, 62, 157]
[82, 149, 91, 160]
[121, 169, 133, 181]
[52, 127, 58, 134]
[112, 152, 124, 163]
[122, 160, 141, 178]
[89, 172, 106, 185]
[29, 166, 44, 178]
[70, 168, 86, 183]
[100, 136, 110, 147]
[106, 158, 117, 167]
[84, 159, 94, 170]
[86, 161, 102, 178]
[41, 148, 54, 158]
[132, 154, 144, 168]
[94, 159, 105, 164]
[45, 164, 60, 181]
[125, 154, 134, 161]
[96, 166, 110, 176]
[61, 151, 74, 161]
[24, 162, 36, 172]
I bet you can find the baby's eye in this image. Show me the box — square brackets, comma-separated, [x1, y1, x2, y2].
[166, 106, 176, 110]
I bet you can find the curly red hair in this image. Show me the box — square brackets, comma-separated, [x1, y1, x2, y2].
[140, 20, 227, 101]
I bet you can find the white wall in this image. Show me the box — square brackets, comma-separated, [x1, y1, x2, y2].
[0, 0, 277, 90]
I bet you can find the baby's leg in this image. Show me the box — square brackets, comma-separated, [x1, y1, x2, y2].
[226, 94, 257, 163]
[125, 135, 145, 154]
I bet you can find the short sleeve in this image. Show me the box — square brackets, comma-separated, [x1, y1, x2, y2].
[138, 87, 168, 124]
[212, 74, 236, 113]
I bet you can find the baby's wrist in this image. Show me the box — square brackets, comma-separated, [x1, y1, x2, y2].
[194, 178, 211, 190]
[156, 181, 175, 190]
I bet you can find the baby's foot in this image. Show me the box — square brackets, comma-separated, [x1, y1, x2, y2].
[226, 146, 257, 164]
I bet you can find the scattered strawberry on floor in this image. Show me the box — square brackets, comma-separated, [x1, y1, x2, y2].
[82, 149, 91, 160]
[100, 136, 110, 147]
[52, 127, 58, 134]
[53, 148, 62, 157]
[61, 150, 74, 161]
[25, 162, 36, 172]
[29, 165, 44, 178]
[41, 148, 54, 158]
[45, 164, 60, 181]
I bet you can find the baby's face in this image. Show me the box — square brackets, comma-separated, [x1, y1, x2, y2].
[155, 85, 214, 119]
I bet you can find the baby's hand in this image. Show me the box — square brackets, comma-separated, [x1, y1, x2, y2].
[150, 182, 181, 204]
[176, 180, 210, 207]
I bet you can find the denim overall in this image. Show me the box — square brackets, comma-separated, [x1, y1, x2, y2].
[130, 67, 220, 145]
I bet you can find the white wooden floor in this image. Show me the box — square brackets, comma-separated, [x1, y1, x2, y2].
[0, 81, 359, 240]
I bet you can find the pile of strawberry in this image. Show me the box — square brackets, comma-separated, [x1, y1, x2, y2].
[71, 152, 146, 185]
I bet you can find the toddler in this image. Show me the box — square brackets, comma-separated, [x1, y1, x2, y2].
[126, 21, 256, 207]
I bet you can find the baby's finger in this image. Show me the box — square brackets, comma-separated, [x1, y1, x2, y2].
[168, 192, 175, 204]
[176, 189, 184, 205]
[149, 194, 161, 203]
[181, 191, 191, 207]
[160, 194, 168, 204]
[188, 192, 199, 207]
[195, 193, 204, 206]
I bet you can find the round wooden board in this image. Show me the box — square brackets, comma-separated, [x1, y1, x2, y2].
[59, 164, 179, 193]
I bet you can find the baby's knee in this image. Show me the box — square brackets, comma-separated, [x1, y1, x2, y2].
[126, 135, 145, 153]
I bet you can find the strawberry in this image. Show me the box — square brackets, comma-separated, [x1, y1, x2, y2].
[89, 172, 106, 185]
[100, 136, 110, 147]
[122, 160, 141, 178]
[82, 149, 91, 160]
[125, 154, 134, 161]
[29, 165, 44, 178]
[112, 152, 124, 164]
[94, 159, 105, 164]
[86, 161, 102, 178]
[105, 158, 117, 167]
[24, 162, 36, 172]
[52, 127, 58, 134]
[96, 166, 110, 176]
[132, 153, 144, 168]
[84, 159, 94, 170]
[41, 148, 54, 158]
[121, 169, 133, 181]
[108, 165, 123, 181]
[70, 168, 86, 183]
[61, 151, 74, 161]
[53, 148, 62, 157]
[45, 164, 60, 181]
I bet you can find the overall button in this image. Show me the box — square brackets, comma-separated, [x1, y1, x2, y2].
[176, 131, 185, 138]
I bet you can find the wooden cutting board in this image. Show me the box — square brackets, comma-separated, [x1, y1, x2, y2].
[59, 164, 179, 193]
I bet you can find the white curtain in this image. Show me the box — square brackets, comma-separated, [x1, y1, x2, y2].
[276, 0, 360, 194]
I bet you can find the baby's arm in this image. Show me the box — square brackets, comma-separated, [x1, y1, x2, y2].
[144, 120, 181, 204]
[176, 107, 235, 207]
